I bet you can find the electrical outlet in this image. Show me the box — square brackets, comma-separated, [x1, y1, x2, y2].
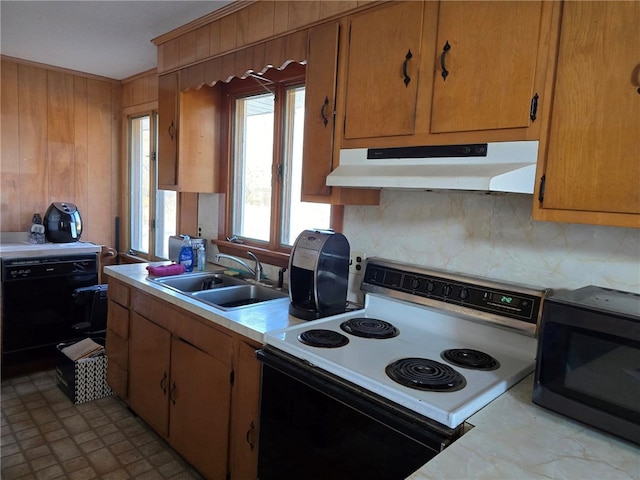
[349, 251, 365, 275]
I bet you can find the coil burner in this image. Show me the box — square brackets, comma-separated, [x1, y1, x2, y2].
[298, 329, 349, 348]
[385, 358, 467, 392]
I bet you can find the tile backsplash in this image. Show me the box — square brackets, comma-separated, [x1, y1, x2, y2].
[200, 191, 640, 300]
[343, 190, 640, 298]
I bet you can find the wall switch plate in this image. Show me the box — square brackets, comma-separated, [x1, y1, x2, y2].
[349, 251, 365, 275]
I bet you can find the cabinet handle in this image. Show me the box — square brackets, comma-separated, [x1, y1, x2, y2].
[160, 372, 167, 395]
[168, 121, 176, 140]
[170, 381, 177, 405]
[402, 50, 413, 87]
[440, 41, 451, 81]
[530, 93, 539, 122]
[321, 97, 330, 127]
[246, 421, 255, 451]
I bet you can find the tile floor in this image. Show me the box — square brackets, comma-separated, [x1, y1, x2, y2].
[1, 369, 205, 479]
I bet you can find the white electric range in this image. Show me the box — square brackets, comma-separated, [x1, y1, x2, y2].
[263, 257, 550, 429]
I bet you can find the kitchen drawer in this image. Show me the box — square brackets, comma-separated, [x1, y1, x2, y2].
[132, 290, 233, 364]
[108, 279, 131, 308]
[107, 300, 129, 339]
[132, 291, 169, 328]
[174, 318, 233, 365]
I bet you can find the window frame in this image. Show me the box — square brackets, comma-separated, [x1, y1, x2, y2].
[124, 107, 178, 261]
[216, 64, 342, 268]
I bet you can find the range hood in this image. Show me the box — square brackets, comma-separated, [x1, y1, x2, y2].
[326, 141, 539, 194]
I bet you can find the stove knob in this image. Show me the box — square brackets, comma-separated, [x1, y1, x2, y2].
[427, 281, 435, 293]
[443, 284, 452, 296]
[460, 288, 470, 300]
[410, 277, 420, 290]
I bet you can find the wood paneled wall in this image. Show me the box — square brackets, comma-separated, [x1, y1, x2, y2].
[1, 58, 121, 248]
[121, 69, 158, 108]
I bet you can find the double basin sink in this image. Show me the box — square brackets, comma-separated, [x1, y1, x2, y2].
[148, 271, 288, 310]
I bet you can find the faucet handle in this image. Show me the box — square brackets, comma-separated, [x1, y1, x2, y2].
[247, 251, 262, 281]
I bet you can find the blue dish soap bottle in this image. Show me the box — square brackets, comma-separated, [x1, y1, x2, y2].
[178, 235, 194, 272]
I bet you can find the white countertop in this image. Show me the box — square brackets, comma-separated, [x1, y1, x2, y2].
[0, 232, 101, 259]
[103, 263, 640, 478]
[103, 262, 303, 344]
[409, 374, 640, 479]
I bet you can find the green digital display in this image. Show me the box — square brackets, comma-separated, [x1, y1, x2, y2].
[491, 293, 520, 307]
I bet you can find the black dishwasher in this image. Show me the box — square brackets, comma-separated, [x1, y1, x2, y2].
[1, 254, 99, 372]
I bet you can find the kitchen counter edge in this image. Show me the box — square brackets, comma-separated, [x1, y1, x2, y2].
[103, 262, 304, 344]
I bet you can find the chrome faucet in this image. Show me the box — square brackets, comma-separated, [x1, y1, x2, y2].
[247, 251, 263, 282]
[215, 251, 262, 282]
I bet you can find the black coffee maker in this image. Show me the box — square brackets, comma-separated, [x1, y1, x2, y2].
[288, 229, 350, 320]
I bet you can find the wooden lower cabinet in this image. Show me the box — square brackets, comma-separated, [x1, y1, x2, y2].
[105, 279, 131, 400]
[129, 313, 171, 437]
[229, 339, 262, 479]
[170, 337, 231, 480]
[120, 285, 259, 480]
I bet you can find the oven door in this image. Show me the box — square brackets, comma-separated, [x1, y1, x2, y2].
[532, 301, 640, 445]
[257, 347, 461, 480]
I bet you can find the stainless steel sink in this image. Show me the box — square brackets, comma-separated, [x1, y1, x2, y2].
[149, 272, 288, 310]
[191, 284, 288, 310]
[149, 272, 246, 293]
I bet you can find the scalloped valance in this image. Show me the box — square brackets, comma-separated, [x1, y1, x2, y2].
[180, 29, 308, 91]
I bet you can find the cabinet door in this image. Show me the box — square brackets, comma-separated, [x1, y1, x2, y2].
[158, 72, 178, 189]
[105, 300, 129, 399]
[170, 337, 231, 480]
[129, 313, 171, 437]
[301, 21, 340, 200]
[431, 1, 543, 133]
[540, 2, 640, 218]
[229, 341, 261, 480]
[343, 2, 423, 139]
[177, 84, 221, 193]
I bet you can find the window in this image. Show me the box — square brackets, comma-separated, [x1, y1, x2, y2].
[224, 64, 334, 258]
[129, 112, 177, 260]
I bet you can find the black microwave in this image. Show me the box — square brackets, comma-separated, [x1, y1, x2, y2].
[532, 286, 640, 445]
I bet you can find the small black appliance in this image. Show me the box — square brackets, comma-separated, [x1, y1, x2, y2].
[44, 202, 82, 243]
[72, 284, 108, 335]
[532, 285, 640, 445]
[288, 229, 350, 320]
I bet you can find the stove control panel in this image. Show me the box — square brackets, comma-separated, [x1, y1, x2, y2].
[362, 260, 547, 325]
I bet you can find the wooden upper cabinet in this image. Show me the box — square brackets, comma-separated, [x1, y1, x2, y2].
[431, 1, 544, 134]
[177, 84, 221, 193]
[534, 1, 640, 227]
[343, 1, 424, 139]
[158, 72, 221, 193]
[301, 21, 340, 199]
[158, 73, 179, 188]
